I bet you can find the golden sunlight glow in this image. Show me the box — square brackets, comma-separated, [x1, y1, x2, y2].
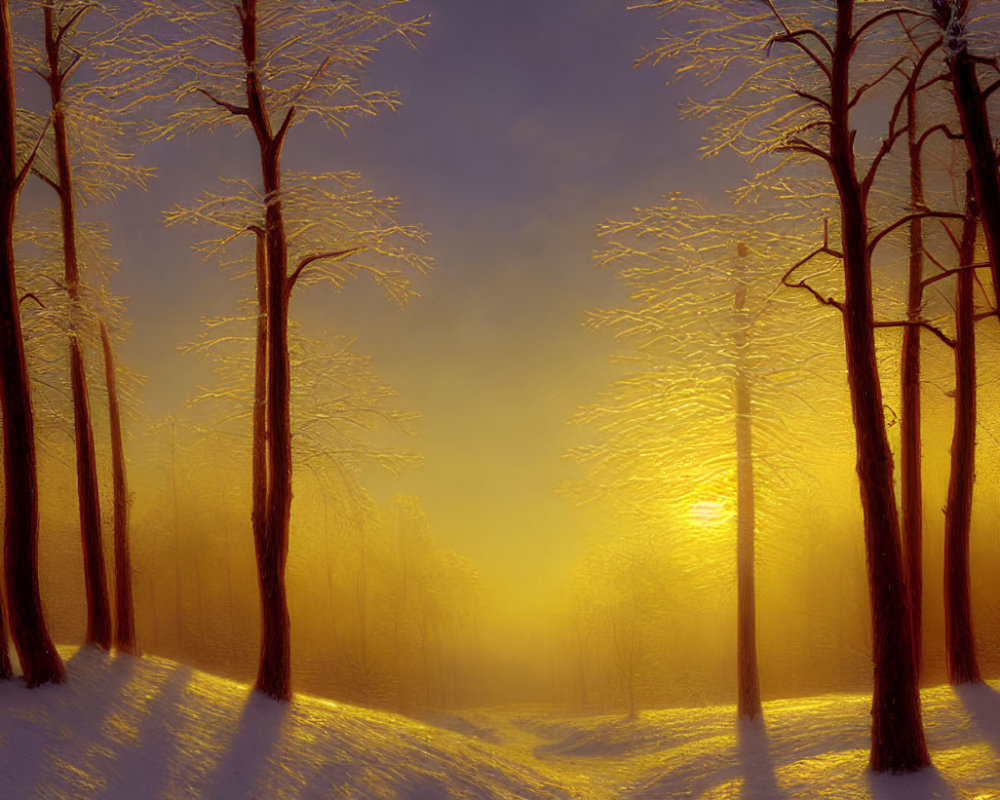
[690, 500, 725, 525]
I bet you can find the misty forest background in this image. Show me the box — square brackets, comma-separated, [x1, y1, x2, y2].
[8, 0, 1000, 763]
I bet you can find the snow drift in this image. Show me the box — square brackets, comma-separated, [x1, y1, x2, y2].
[2, 647, 1000, 798]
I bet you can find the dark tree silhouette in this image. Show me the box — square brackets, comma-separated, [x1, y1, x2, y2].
[733, 245, 760, 721]
[0, 0, 64, 687]
[34, 1, 111, 650]
[123, 0, 429, 699]
[944, 177, 981, 685]
[101, 319, 137, 654]
[901, 82, 927, 678]
[632, 0, 974, 771]
[930, 0, 1000, 313]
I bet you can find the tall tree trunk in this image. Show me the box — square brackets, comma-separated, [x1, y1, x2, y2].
[944, 180, 980, 685]
[901, 90, 924, 679]
[831, 0, 928, 773]
[100, 321, 137, 654]
[940, 7, 1000, 316]
[0, 0, 65, 687]
[251, 225, 268, 585]
[734, 246, 761, 721]
[242, 0, 292, 700]
[44, 7, 111, 649]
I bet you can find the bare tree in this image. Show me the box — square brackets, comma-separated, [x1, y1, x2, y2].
[631, 0, 979, 771]
[16, 0, 150, 654]
[943, 174, 984, 684]
[0, 0, 64, 686]
[927, 0, 1000, 313]
[572, 197, 832, 722]
[112, 0, 429, 699]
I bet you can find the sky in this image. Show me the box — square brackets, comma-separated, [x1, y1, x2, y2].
[101, 0, 733, 593]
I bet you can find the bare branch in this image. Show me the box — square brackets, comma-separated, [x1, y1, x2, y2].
[921, 262, 990, 289]
[849, 57, 906, 109]
[198, 88, 250, 116]
[30, 167, 60, 193]
[55, 4, 96, 52]
[14, 116, 52, 191]
[869, 211, 965, 256]
[19, 293, 46, 309]
[780, 234, 844, 314]
[274, 106, 296, 150]
[873, 319, 954, 348]
[287, 247, 364, 293]
[768, 29, 832, 81]
[851, 7, 934, 48]
[917, 122, 962, 150]
[778, 137, 832, 164]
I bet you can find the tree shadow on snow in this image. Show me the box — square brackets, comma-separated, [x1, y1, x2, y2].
[866, 766, 956, 800]
[737, 718, 789, 800]
[202, 689, 288, 798]
[955, 682, 1000, 753]
[625, 717, 789, 799]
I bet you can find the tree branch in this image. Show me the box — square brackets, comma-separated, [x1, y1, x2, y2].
[55, 4, 96, 52]
[60, 50, 83, 81]
[30, 167, 60, 193]
[286, 247, 363, 293]
[274, 106, 296, 150]
[14, 117, 52, 192]
[868, 211, 965, 256]
[873, 319, 954, 348]
[921, 262, 989, 289]
[917, 122, 962, 150]
[781, 233, 845, 313]
[849, 56, 906, 109]
[851, 7, 934, 48]
[198, 88, 250, 116]
[778, 137, 832, 164]
[793, 89, 831, 112]
[19, 293, 46, 309]
[768, 29, 832, 81]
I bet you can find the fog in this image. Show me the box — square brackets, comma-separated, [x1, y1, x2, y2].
[6, 0, 1000, 755]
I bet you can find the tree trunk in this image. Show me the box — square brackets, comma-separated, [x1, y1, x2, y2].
[44, 7, 111, 649]
[944, 181, 980, 685]
[251, 225, 267, 578]
[241, 0, 292, 700]
[831, 0, 928, 773]
[734, 250, 761, 721]
[100, 321, 137, 654]
[0, 0, 65, 687]
[945, 38, 1000, 317]
[901, 91, 924, 680]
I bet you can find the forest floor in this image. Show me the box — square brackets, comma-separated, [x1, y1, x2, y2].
[0, 647, 995, 798]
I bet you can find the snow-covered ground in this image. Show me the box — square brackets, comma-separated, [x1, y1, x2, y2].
[1, 648, 998, 798]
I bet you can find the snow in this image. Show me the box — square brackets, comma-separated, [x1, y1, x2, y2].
[2, 648, 1000, 798]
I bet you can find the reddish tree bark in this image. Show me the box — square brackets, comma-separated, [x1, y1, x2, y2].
[830, 0, 928, 772]
[734, 248, 760, 721]
[251, 224, 268, 576]
[240, 0, 292, 700]
[944, 180, 980, 685]
[42, 6, 111, 649]
[0, 0, 65, 687]
[901, 88, 925, 680]
[100, 321, 137, 654]
[934, 1, 1000, 315]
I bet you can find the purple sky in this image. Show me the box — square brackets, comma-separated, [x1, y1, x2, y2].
[102, 0, 738, 590]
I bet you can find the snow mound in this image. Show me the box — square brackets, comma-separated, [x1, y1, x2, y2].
[5, 649, 1000, 798]
[522, 688, 1000, 799]
[0, 647, 572, 799]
